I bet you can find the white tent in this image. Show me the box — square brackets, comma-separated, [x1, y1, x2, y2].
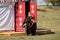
[37, 0, 47, 5]
[37, 0, 52, 5]
[0, 2, 15, 31]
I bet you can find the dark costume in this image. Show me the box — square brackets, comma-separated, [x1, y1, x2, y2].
[22, 16, 37, 35]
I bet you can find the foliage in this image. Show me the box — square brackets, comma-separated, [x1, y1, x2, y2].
[46, 0, 60, 6]
[47, 0, 60, 2]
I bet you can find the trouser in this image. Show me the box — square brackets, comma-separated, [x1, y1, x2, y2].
[25, 25, 36, 35]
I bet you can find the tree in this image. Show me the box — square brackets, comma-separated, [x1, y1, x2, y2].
[46, 0, 60, 6]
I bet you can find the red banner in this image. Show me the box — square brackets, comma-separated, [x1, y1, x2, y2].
[16, 2, 25, 32]
[17, 2, 25, 17]
[30, 2, 37, 22]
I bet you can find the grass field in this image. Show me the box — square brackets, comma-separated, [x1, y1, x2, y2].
[0, 6, 60, 40]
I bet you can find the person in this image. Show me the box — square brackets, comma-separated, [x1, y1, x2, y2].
[22, 12, 37, 35]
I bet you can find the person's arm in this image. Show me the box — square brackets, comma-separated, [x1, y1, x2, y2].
[22, 18, 27, 28]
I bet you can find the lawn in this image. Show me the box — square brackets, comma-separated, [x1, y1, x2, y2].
[0, 6, 60, 40]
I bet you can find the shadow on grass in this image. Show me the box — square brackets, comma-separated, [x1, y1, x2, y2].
[37, 9, 46, 12]
[36, 28, 55, 35]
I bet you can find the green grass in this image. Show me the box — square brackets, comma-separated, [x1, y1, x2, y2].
[0, 6, 60, 40]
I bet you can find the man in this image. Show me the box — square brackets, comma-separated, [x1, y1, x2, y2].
[22, 13, 37, 35]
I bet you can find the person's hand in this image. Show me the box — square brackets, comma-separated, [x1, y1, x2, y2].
[22, 23, 26, 28]
[31, 19, 35, 23]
